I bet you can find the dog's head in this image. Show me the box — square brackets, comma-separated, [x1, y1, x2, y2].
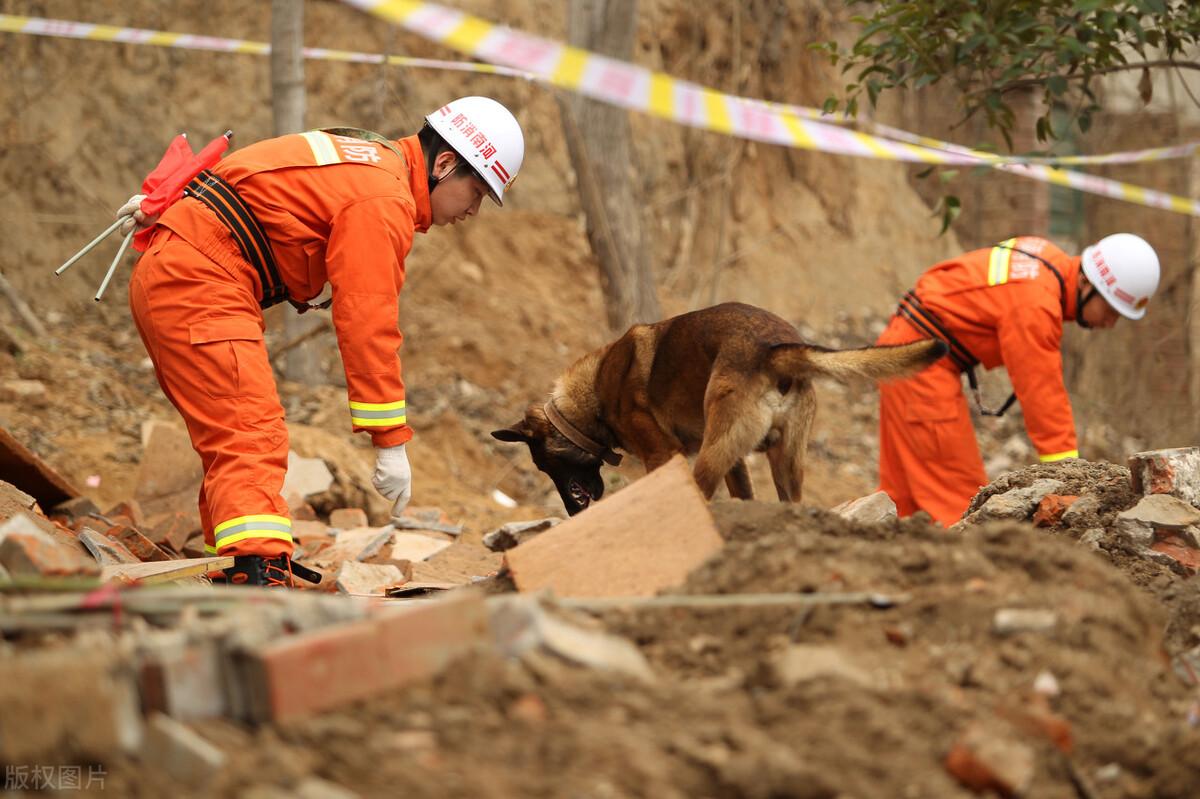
[491, 405, 606, 516]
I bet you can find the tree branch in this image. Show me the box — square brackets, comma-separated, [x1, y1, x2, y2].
[982, 59, 1200, 98]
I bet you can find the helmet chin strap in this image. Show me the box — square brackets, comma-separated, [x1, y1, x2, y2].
[1076, 279, 1097, 329]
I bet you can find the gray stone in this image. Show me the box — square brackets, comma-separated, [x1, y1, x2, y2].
[1079, 528, 1106, 551]
[973, 479, 1066, 522]
[1116, 494, 1200, 547]
[1060, 494, 1102, 527]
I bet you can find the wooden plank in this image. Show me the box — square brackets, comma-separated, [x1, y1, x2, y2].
[102, 557, 234, 585]
[503, 455, 724, 598]
[0, 426, 79, 510]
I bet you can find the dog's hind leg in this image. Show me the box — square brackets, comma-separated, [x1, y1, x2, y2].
[724, 458, 754, 499]
[765, 389, 816, 502]
[693, 380, 770, 499]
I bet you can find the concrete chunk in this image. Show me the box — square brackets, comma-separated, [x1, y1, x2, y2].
[504, 455, 724, 598]
[971, 479, 1066, 523]
[334, 561, 408, 596]
[390, 532, 452, 562]
[1128, 447, 1200, 508]
[774, 644, 873, 688]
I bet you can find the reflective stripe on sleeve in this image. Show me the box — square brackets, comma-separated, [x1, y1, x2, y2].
[988, 238, 1017, 286]
[349, 399, 407, 427]
[213, 514, 293, 549]
[300, 131, 341, 165]
[1038, 449, 1079, 463]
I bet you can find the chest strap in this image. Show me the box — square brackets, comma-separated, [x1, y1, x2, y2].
[896, 291, 1016, 417]
[184, 170, 330, 313]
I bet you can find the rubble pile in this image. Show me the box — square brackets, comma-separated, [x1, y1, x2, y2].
[2, 437, 1199, 797]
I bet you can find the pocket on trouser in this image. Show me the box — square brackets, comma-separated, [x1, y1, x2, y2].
[188, 317, 272, 399]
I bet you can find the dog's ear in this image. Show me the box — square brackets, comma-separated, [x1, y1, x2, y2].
[491, 422, 530, 443]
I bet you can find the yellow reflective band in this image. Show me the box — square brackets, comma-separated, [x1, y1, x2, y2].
[988, 238, 1017, 286]
[1039, 449, 1079, 463]
[215, 530, 295, 549]
[351, 415, 407, 427]
[214, 514, 292, 535]
[301, 131, 340, 165]
[348, 400, 406, 411]
[204, 544, 218, 555]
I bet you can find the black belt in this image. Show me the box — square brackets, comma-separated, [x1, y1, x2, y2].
[184, 170, 291, 310]
[896, 291, 1016, 417]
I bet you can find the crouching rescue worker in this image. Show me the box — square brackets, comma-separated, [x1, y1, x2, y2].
[120, 97, 524, 586]
[876, 233, 1160, 526]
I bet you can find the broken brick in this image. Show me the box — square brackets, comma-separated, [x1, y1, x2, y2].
[182, 534, 208, 559]
[104, 499, 146, 529]
[1032, 495, 1079, 528]
[0, 532, 100, 577]
[107, 524, 171, 562]
[1149, 539, 1200, 574]
[141, 713, 226, 784]
[49, 495, 101, 523]
[148, 512, 199, 554]
[944, 724, 1034, 797]
[140, 643, 227, 720]
[241, 592, 488, 723]
[329, 507, 369, 530]
[333, 561, 408, 596]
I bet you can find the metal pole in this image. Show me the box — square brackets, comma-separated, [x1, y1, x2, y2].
[54, 216, 128, 275]
[93, 229, 135, 301]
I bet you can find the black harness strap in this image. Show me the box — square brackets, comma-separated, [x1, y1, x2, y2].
[185, 170, 289, 309]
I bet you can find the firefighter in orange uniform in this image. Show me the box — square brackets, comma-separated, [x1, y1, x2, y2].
[876, 234, 1161, 526]
[120, 97, 524, 586]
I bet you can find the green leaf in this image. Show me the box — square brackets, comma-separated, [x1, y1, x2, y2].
[1047, 75, 1069, 96]
[938, 195, 962, 236]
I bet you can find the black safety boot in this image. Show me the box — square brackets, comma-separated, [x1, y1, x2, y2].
[220, 554, 322, 588]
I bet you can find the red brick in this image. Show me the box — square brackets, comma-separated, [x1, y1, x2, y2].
[1129, 447, 1200, 507]
[104, 500, 146, 529]
[944, 725, 1034, 798]
[181, 534, 207, 559]
[0, 533, 100, 577]
[148, 512, 198, 554]
[243, 592, 488, 723]
[1032, 495, 1079, 528]
[106, 524, 170, 562]
[289, 500, 318, 521]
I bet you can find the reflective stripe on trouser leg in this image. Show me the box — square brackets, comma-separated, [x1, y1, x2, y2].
[129, 234, 295, 560]
[214, 514, 293, 551]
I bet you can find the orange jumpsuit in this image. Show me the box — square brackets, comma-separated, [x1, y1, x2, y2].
[876, 236, 1082, 526]
[129, 131, 429, 557]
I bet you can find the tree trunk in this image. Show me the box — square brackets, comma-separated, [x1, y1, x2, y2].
[561, 0, 660, 332]
[271, 0, 321, 383]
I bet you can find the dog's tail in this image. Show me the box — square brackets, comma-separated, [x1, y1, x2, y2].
[768, 339, 947, 383]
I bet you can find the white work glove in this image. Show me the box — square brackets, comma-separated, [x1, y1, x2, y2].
[371, 443, 412, 520]
[116, 193, 157, 235]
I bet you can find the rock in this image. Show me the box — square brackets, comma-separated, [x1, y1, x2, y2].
[970, 479, 1065, 523]
[328, 508, 368, 530]
[1115, 494, 1200, 549]
[773, 644, 874, 688]
[482, 518, 561, 552]
[1, 531, 100, 577]
[831, 491, 898, 524]
[0, 379, 47, 405]
[1079, 528, 1106, 552]
[944, 723, 1035, 797]
[1128, 447, 1200, 508]
[134, 420, 203, 510]
[281, 451, 334, 506]
[488, 595, 654, 682]
[1060, 494, 1102, 527]
[389, 532, 452, 562]
[993, 608, 1058, 635]
[394, 506, 463, 535]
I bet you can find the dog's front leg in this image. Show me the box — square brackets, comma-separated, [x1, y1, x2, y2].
[622, 409, 683, 475]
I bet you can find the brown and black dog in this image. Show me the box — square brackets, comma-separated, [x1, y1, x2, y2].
[492, 302, 945, 515]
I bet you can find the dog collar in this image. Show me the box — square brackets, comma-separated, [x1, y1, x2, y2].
[543, 401, 623, 466]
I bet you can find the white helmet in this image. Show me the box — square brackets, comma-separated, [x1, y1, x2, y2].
[1080, 233, 1160, 320]
[425, 96, 524, 206]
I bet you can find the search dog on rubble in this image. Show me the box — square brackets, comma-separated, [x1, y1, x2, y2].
[492, 302, 946, 515]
